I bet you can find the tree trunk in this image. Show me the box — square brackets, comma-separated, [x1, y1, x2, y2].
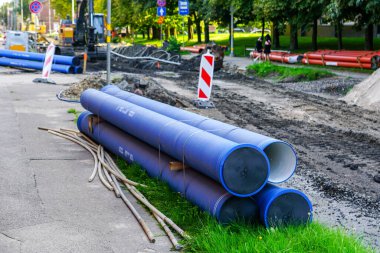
[364, 23, 374, 50]
[337, 21, 343, 50]
[273, 21, 280, 49]
[170, 27, 176, 37]
[204, 21, 210, 43]
[312, 18, 318, 51]
[289, 23, 298, 50]
[165, 28, 169, 40]
[194, 13, 202, 43]
[152, 26, 160, 40]
[147, 27, 151, 40]
[261, 18, 265, 38]
[187, 17, 193, 40]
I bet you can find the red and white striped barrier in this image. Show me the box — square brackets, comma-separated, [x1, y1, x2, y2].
[42, 43, 55, 79]
[197, 51, 215, 101]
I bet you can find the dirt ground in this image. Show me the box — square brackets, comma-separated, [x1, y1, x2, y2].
[65, 61, 380, 248]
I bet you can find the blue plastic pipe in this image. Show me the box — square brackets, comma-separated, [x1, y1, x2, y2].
[253, 184, 313, 227]
[80, 89, 270, 197]
[0, 57, 74, 74]
[0, 49, 80, 66]
[101, 85, 297, 184]
[74, 66, 83, 74]
[77, 111, 260, 223]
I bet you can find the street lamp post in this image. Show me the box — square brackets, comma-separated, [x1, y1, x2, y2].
[72, 0, 75, 23]
[106, 0, 111, 84]
[230, 4, 234, 57]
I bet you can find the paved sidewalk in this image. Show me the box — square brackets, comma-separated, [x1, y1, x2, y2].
[0, 69, 171, 253]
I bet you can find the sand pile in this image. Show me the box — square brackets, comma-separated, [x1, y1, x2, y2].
[342, 69, 380, 110]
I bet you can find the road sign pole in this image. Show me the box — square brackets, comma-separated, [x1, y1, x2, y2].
[72, 0, 75, 23]
[160, 24, 163, 41]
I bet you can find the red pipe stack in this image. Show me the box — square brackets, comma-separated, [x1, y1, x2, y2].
[251, 51, 302, 64]
[302, 50, 380, 69]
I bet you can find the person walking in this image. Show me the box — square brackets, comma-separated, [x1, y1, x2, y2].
[264, 35, 271, 62]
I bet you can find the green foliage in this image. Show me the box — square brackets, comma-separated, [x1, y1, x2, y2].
[67, 108, 81, 124]
[166, 36, 181, 53]
[117, 160, 374, 253]
[247, 62, 334, 81]
[51, 0, 74, 18]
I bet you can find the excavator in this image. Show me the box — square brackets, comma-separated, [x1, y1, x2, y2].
[56, 0, 106, 60]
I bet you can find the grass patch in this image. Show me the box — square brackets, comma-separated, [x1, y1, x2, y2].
[117, 160, 373, 252]
[67, 108, 81, 124]
[247, 62, 334, 81]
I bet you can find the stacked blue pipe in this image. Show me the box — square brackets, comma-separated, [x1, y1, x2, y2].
[253, 184, 312, 227]
[0, 49, 81, 74]
[0, 49, 80, 66]
[101, 85, 297, 184]
[77, 111, 260, 223]
[78, 87, 313, 227]
[80, 89, 270, 197]
[0, 57, 74, 74]
[100, 86, 312, 227]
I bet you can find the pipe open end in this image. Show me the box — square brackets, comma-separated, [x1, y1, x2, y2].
[218, 197, 259, 224]
[264, 142, 297, 183]
[265, 191, 312, 227]
[222, 147, 269, 197]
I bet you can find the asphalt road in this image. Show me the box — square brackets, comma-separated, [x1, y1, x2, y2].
[0, 69, 171, 253]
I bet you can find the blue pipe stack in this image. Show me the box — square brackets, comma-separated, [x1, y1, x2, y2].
[0, 49, 82, 74]
[77, 86, 313, 228]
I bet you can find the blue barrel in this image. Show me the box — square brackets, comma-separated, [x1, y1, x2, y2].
[101, 85, 297, 184]
[77, 111, 260, 223]
[253, 184, 313, 227]
[0, 57, 74, 74]
[80, 89, 270, 197]
[0, 49, 80, 66]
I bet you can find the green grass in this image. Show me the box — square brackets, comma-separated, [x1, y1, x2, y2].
[117, 160, 373, 253]
[247, 62, 334, 81]
[67, 108, 81, 124]
[121, 33, 380, 57]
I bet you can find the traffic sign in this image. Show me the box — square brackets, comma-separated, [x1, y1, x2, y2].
[178, 0, 189, 16]
[157, 0, 166, 7]
[29, 1, 43, 14]
[157, 16, 165, 25]
[157, 7, 166, 16]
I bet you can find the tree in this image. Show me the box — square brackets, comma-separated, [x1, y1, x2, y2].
[325, 0, 351, 50]
[347, 0, 380, 50]
[51, 0, 73, 18]
[305, 0, 329, 51]
[253, 0, 287, 48]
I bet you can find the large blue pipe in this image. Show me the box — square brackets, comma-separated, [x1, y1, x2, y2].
[0, 57, 74, 74]
[80, 89, 270, 197]
[0, 49, 80, 66]
[101, 85, 297, 184]
[253, 184, 313, 228]
[77, 111, 260, 223]
[74, 66, 83, 74]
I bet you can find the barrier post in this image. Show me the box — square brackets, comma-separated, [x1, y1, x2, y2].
[193, 50, 215, 109]
[33, 42, 56, 84]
